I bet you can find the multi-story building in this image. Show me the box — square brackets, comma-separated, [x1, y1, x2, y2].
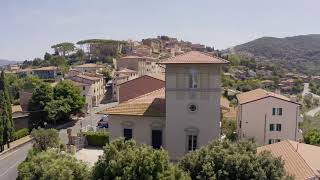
[32, 66, 58, 79]
[116, 56, 164, 75]
[101, 51, 228, 160]
[74, 63, 105, 74]
[236, 88, 303, 145]
[67, 71, 106, 111]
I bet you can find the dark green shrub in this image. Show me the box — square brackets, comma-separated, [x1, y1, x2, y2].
[84, 131, 109, 147]
[12, 128, 29, 141]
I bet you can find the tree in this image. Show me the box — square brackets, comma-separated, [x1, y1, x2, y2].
[44, 80, 84, 124]
[17, 149, 90, 180]
[44, 52, 52, 61]
[221, 118, 237, 141]
[228, 54, 241, 66]
[98, 69, 112, 82]
[304, 129, 320, 146]
[5, 73, 23, 101]
[178, 140, 292, 180]
[0, 71, 14, 151]
[92, 138, 190, 180]
[76, 49, 85, 63]
[30, 128, 61, 151]
[28, 83, 53, 127]
[51, 42, 75, 57]
[22, 75, 43, 90]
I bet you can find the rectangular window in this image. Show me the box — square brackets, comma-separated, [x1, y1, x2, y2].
[83, 86, 85, 91]
[272, 108, 283, 116]
[269, 139, 281, 144]
[188, 70, 199, 89]
[276, 124, 282, 131]
[123, 128, 132, 140]
[187, 135, 197, 151]
[278, 108, 282, 116]
[269, 124, 274, 131]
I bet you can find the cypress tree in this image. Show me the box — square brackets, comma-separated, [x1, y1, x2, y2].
[0, 71, 14, 150]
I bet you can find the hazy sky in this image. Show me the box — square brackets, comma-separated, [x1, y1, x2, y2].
[1, 0, 320, 61]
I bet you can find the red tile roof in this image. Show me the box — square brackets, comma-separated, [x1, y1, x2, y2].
[258, 140, 320, 180]
[160, 51, 229, 64]
[236, 88, 298, 105]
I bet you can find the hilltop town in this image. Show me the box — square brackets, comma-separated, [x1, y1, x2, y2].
[1, 35, 320, 180]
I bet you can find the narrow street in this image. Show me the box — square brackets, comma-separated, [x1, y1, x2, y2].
[0, 102, 117, 180]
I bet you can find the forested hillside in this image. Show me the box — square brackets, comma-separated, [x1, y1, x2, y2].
[233, 34, 320, 75]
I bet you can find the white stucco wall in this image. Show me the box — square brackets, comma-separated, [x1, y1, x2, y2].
[237, 97, 301, 145]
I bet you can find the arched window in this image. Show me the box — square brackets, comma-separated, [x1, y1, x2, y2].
[188, 69, 199, 89]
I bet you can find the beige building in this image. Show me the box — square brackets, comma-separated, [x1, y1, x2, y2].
[236, 89, 303, 145]
[74, 63, 105, 74]
[101, 51, 228, 160]
[258, 140, 320, 180]
[67, 70, 106, 111]
[116, 56, 164, 75]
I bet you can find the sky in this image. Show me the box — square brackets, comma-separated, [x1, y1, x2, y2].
[1, 0, 320, 61]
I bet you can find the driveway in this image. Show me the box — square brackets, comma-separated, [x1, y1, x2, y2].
[59, 102, 118, 143]
[75, 147, 103, 166]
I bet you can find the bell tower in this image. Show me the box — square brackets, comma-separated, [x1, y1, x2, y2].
[160, 51, 228, 160]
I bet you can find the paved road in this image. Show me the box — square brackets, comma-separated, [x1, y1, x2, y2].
[0, 142, 32, 180]
[59, 102, 117, 143]
[303, 83, 320, 117]
[0, 102, 117, 180]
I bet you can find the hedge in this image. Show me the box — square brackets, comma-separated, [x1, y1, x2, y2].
[84, 131, 109, 147]
[12, 128, 29, 141]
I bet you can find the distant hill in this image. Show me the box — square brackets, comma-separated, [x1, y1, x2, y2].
[0, 59, 18, 66]
[232, 34, 320, 75]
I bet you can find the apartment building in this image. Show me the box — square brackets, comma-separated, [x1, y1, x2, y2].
[236, 89, 303, 145]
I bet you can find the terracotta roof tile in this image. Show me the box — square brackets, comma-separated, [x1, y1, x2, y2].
[160, 51, 229, 64]
[236, 88, 296, 105]
[117, 68, 137, 73]
[75, 63, 105, 68]
[100, 88, 165, 117]
[257, 140, 319, 180]
[33, 66, 58, 71]
[76, 74, 100, 81]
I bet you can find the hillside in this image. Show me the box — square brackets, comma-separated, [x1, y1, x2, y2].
[0, 59, 17, 66]
[232, 34, 320, 75]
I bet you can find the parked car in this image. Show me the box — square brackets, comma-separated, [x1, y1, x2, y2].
[97, 115, 109, 128]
